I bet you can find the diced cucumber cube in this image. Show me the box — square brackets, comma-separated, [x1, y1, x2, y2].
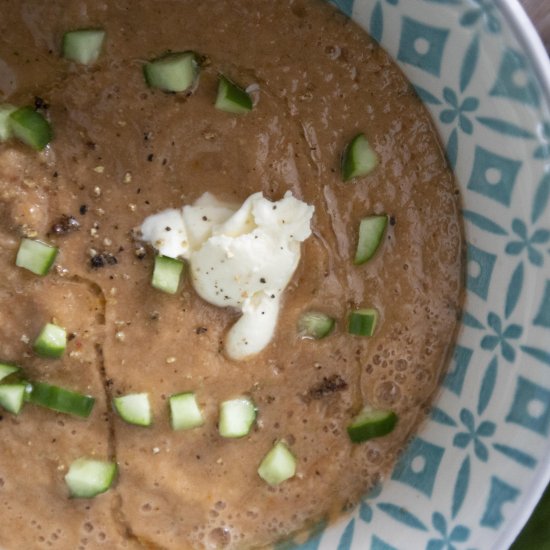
[218, 396, 256, 438]
[341, 133, 379, 182]
[9, 107, 53, 150]
[348, 308, 378, 337]
[0, 363, 20, 382]
[26, 381, 95, 418]
[354, 215, 388, 265]
[347, 407, 397, 443]
[16, 238, 59, 276]
[143, 52, 199, 93]
[215, 75, 253, 114]
[152, 255, 185, 294]
[62, 29, 106, 65]
[113, 393, 152, 427]
[0, 383, 27, 415]
[0, 104, 17, 141]
[297, 311, 335, 339]
[169, 392, 204, 431]
[33, 323, 67, 358]
[258, 441, 296, 486]
[65, 457, 117, 498]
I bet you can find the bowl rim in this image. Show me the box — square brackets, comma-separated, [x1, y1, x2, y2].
[490, 3, 550, 548]
[497, 0, 550, 104]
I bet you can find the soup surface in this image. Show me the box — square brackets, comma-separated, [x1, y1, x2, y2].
[0, 0, 463, 548]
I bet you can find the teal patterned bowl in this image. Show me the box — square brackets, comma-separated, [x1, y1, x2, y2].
[289, 1, 550, 549]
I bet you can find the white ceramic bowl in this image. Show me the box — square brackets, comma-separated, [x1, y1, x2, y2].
[285, 1, 550, 549]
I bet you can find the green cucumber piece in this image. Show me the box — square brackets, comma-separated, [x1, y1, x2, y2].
[9, 107, 53, 150]
[152, 255, 185, 294]
[33, 323, 67, 358]
[143, 52, 199, 93]
[113, 393, 152, 427]
[297, 311, 335, 339]
[0, 363, 20, 382]
[65, 457, 117, 498]
[347, 407, 397, 443]
[341, 133, 379, 182]
[218, 396, 256, 438]
[257, 441, 296, 486]
[16, 238, 59, 276]
[348, 308, 378, 337]
[0, 104, 17, 141]
[215, 75, 253, 114]
[0, 383, 27, 415]
[26, 381, 95, 418]
[62, 29, 106, 65]
[169, 392, 204, 431]
[354, 215, 388, 265]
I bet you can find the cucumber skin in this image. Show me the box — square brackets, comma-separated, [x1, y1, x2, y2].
[348, 309, 378, 337]
[26, 381, 95, 418]
[347, 410, 397, 443]
[354, 215, 388, 265]
[9, 107, 53, 150]
[341, 133, 379, 182]
[215, 76, 253, 114]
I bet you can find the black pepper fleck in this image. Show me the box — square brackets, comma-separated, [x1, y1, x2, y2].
[147, 153, 154, 162]
[389, 215, 396, 226]
[34, 96, 49, 110]
[195, 327, 208, 335]
[79, 204, 88, 215]
[51, 215, 80, 235]
[90, 252, 118, 269]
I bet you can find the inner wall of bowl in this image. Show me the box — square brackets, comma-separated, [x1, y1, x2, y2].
[299, 2, 550, 549]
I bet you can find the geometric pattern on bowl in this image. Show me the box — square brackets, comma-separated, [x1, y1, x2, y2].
[288, 1, 550, 548]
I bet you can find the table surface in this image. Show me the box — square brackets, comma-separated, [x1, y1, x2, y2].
[511, 3, 549, 549]
[521, 0, 550, 50]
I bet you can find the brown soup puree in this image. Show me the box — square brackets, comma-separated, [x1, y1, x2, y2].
[0, 0, 463, 548]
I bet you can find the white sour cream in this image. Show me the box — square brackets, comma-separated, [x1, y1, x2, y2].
[140, 191, 314, 360]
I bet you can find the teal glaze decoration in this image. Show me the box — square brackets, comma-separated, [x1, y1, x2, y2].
[481, 477, 520, 529]
[370, 536, 397, 550]
[467, 146, 521, 206]
[397, 17, 449, 76]
[506, 377, 550, 436]
[443, 345, 473, 397]
[391, 438, 445, 497]
[466, 243, 497, 300]
[490, 48, 540, 107]
[311, 1, 550, 549]
[533, 281, 550, 327]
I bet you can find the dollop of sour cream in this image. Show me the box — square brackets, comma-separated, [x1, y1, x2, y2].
[140, 191, 314, 360]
